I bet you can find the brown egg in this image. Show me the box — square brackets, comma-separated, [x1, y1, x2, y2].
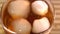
[32, 17, 50, 33]
[11, 18, 31, 34]
[8, 1, 30, 19]
[32, 1, 48, 16]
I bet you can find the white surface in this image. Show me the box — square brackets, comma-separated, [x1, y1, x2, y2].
[32, 17, 50, 33]
[32, 1, 48, 16]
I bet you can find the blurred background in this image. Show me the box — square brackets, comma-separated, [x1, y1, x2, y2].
[0, 0, 60, 34]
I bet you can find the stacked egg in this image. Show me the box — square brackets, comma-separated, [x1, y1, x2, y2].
[7, 0, 50, 34]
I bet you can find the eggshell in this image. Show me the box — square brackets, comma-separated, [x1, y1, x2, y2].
[32, 1, 48, 16]
[32, 17, 50, 33]
[8, 1, 30, 19]
[11, 18, 31, 34]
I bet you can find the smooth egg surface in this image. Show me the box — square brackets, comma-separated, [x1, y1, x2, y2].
[32, 17, 50, 33]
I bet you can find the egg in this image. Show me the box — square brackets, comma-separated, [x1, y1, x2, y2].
[8, 1, 30, 19]
[11, 18, 31, 34]
[32, 17, 50, 33]
[32, 1, 48, 16]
